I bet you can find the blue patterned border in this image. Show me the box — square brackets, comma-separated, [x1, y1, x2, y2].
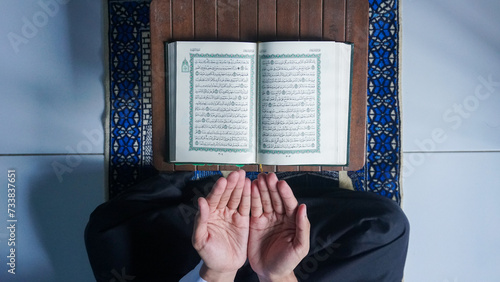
[107, 0, 402, 204]
[108, 0, 155, 197]
[348, 0, 401, 203]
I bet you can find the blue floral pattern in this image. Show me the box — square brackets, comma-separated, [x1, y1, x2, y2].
[349, 0, 401, 204]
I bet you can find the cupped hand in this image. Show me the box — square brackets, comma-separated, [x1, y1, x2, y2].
[192, 170, 251, 281]
[248, 173, 310, 282]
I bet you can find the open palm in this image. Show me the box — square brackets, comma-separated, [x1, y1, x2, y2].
[248, 173, 310, 280]
[192, 170, 251, 276]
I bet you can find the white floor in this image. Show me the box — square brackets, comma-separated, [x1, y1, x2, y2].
[401, 0, 500, 281]
[0, 1, 105, 281]
[1, 0, 500, 281]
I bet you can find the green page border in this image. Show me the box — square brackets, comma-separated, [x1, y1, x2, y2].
[189, 53, 255, 153]
[258, 53, 321, 154]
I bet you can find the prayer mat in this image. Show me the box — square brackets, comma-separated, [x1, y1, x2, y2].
[106, 0, 402, 204]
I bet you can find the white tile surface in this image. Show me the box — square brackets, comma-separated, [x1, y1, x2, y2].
[0, 0, 104, 154]
[0, 155, 105, 282]
[402, 152, 500, 282]
[402, 0, 500, 152]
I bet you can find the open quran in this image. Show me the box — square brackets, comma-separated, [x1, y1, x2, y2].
[166, 41, 352, 166]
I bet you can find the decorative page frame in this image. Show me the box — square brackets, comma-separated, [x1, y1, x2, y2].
[258, 53, 322, 155]
[188, 53, 256, 153]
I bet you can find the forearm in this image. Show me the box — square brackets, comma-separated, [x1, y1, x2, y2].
[200, 263, 237, 282]
[257, 272, 298, 282]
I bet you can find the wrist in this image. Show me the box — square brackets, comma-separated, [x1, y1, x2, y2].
[257, 272, 297, 282]
[199, 262, 237, 282]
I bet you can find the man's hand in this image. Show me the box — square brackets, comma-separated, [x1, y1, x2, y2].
[248, 173, 310, 282]
[192, 170, 251, 281]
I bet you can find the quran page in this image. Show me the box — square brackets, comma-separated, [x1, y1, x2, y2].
[256, 41, 352, 165]
[167, 42, 258, 164]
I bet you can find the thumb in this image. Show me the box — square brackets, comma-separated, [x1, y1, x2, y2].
[192, 197, 209, 250]
[293, 204, 310, 256]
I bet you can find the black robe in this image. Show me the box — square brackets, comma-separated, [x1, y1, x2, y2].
[85, 172, 409, 282]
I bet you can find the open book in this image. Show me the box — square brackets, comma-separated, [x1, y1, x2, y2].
[166, 41, 352, 165]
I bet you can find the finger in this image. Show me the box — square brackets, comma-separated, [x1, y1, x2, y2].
[277, 180, 298, 217]
[293, 203, 311, 256]
[238, 177, 251, 216]
[192, 197, 209, 250]
[206, 177, 227, 210]
[257, 173, 273, 214]
[216, 170, 240, 209]
[265, 173, 284, 214]
[250, 180, 263, 218]
[227, 170, 246, 210]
